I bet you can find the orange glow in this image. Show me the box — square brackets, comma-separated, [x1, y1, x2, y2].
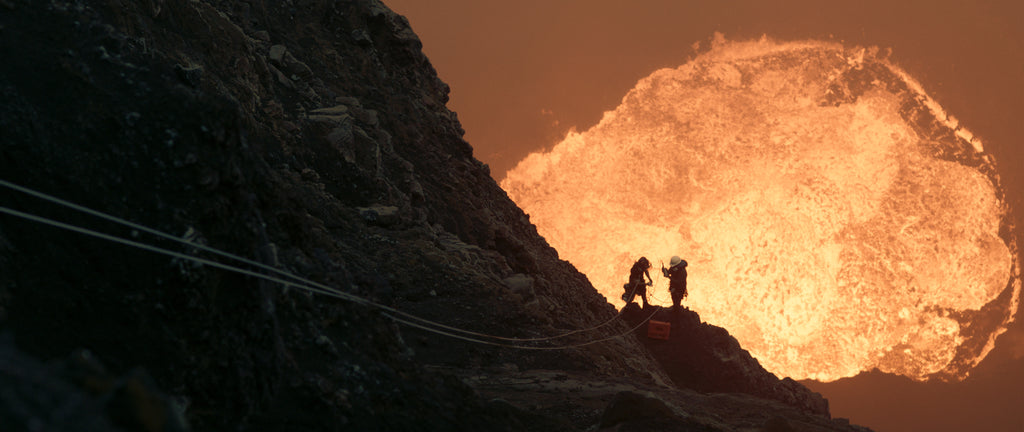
[502, 36, 1019, 382]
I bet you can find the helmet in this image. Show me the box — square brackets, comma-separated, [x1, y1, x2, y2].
[638, 257, 649, 267]
[670, 256, 682, 267]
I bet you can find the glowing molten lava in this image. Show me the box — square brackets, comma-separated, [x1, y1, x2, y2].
[502, 37, 1020, 382]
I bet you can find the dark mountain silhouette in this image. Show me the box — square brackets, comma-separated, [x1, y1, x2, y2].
[0, 1, 871, 430]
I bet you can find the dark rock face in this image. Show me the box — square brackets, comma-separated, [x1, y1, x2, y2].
[0, 1, 662, 430]
[0, 1, 870, 431]
[622, 305, 831, 416]
[0, 336, 188, 432]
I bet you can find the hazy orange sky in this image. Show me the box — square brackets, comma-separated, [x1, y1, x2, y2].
[386, 0, 1023, 181]
[384, 1, 1024, 430]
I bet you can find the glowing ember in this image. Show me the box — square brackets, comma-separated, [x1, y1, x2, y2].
[502, 36, 1020, 382]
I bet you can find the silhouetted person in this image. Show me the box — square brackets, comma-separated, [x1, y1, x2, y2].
[661, 255, 688, 311]
[622, 256, 653, 308]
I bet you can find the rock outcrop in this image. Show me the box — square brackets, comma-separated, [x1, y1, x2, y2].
[622, 305, 831, 416]
[0, 1, 871, 431]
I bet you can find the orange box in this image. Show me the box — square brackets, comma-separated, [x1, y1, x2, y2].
[647, 320, 671, 340]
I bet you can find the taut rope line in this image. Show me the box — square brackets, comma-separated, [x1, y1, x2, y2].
[0, 180, 660, 349]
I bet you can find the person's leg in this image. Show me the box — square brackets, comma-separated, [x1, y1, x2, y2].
[624, 280, 638, 304]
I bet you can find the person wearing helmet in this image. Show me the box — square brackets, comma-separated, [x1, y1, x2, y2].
[661, 255, 688, 311]
[622, 256, 653, 308]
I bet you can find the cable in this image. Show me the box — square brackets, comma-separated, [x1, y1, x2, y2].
[622, 268, 669, 307]
[0, 180, 667, 349]
[645, 279, 667, 305]
[0, 206, 364, 304]
[0, 179, 627, 343]
[385, 305, 661, 350]
[0, 205, 664, 350]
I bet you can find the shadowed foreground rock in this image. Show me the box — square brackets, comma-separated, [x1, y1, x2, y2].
[0, 0, 872, 430]
[0, 336, 187, 432]
[621, 304, 830, 416]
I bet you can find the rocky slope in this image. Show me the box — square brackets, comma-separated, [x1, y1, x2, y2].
[620, 306, 831, 417]
[0, 1, 871, 431]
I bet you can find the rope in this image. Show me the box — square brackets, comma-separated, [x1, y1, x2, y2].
[0, 180, 661, 349]
[646, 277, 672, 304]
[385, 305, 661, 350]
[623, 269, 672, 306]
[0, 206, 366, 304]
[0, 205, 663, 350]
[0, 179, 631, 342]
